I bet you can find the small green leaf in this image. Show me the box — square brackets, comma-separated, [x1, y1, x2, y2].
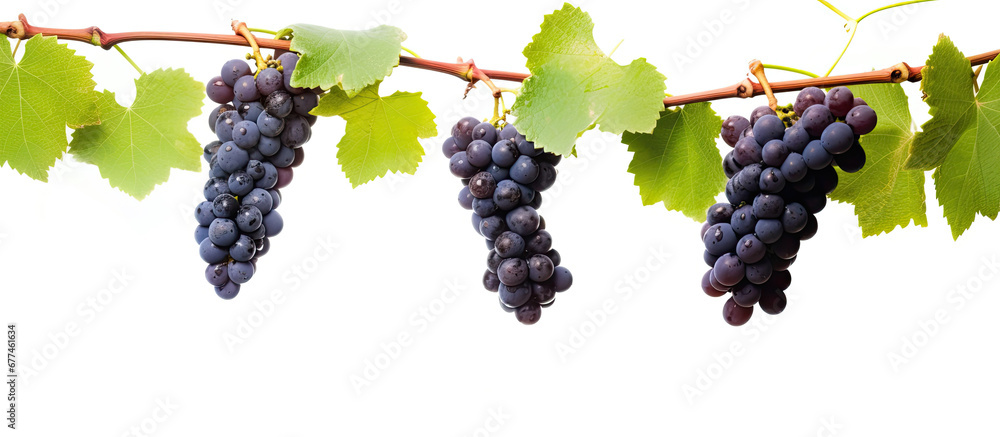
[312, 82, 435, 187]
[932, 57, 1000, 239]
[511, 3, 666, 156]
[621, 103, 724, 221]
[69, 69, 204, 199]
[830, 83, 927, 237]
[905, 35, 976, 170]
[283, 24, 406, 94]
[0, 35, 99, 181]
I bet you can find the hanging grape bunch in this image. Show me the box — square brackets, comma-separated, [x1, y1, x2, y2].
[443, 117, 573, 325]
[195, 53, 320, 299]
[701, 86, 878, 326]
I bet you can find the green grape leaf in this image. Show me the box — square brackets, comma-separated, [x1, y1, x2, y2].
[511, 3, 666, 156]
[621, 103, 724, 221]
[312, 81, 435, 187]
[830, 83, 927, 237]
[69, 69, 203, 199]
[931, 57, 1000, 239]
[283, 24, 406, 95]
[0, 35, 100, 181]
[905, 35, 976, 170]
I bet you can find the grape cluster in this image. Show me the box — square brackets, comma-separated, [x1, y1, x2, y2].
[195, 53, 320, 299]
[443, 118, 573, 324]
[702, 86, 878, 325]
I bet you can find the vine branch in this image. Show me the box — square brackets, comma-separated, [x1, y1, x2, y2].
[2, 14, 998, 108]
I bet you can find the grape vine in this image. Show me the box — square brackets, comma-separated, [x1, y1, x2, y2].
[2, 1, 1000, 322]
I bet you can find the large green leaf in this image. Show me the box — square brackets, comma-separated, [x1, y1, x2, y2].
[511, 3, 666, 156]
[621, 103, 724, 221]
[905, 35, 976, 170]
[830, 84, 927, 237]
[69, 69, 203, 199]
[312, 82, 435, 187]
[283, 24, 406, 95]
[932, 57, 1000, 239]
[0, 35, 99, 181]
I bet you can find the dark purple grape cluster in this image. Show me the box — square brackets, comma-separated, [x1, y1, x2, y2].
[443, 117, 573, 325]
[703, 86, 877, 326]
[195, 53, 321, 299]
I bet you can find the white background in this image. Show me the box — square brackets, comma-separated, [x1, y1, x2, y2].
[2, 0, 999, 435]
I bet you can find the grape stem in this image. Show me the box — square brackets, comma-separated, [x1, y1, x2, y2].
[761, 64, 819, 78]
[1, 13, 996, 107]
[113, 44, 144, 75]
[232, 20, 267, 73]
[819, 0, 937, 76]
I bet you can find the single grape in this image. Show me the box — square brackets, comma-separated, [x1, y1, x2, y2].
[491, 140, 519, 167]
[199, 238, 229, 264]
[730, 205, 757, 235]
[233, 75, 259, 102]
[754, 218, 783, 244]
[527, 254, 555, 282]
[257, 111, 284, 137]
[497, 258, 529, 286]
[529, 162, 557, 192]
[256, 68, 284, 97]
[493, 180, 522, 210]
[515, 301, 542, 324]
[499, 283, 532, 308]
[525, 230, 553, 255]
[794, 87, 826, 116]
[736, 234, 766, 263]
[723, 151, 742, 178]
[549, 266, 572, 292]
[846, 104, 877, 135]
[782, 123, 810, 153]
[206, 76, 235, 104]
[442, 137, 461, 158]
[752, 115, 785, 144]
[734, 137, 763, 166]
[255, 162, 278, 189]
[707, 203, 735, 225]
[206, 263, 230, 286]
[723, 297, 753, 326]
[713, 254, 744, 287]
[292, 92, 318, 116]
[752, 194, 784, 219]
[745, 258, 772, 285]
[479, 216, 507, 241]
[531, 281, 556, 304]
[472, 122, 498, 144]
[221, 60, 251, 87]
[703, 223, 738, 256]
[483, 271, 501, 292]
[228, 260, 255, 284]
[506, 206, 540, 236]
[824, 86, 854, 117]
[758, 167, 786, 193]
[771, 234, 800, 260]
[510, 155, 540, 184]
[834, 143, 866, 173]
[204, 177, 230, 201]
[212, 194, 240, 218]
[781, 202, 809, 233]
[215, 282, 240, 300]
[241, 188, 273, 215]
[761, 140, 789, 167]
[779, 153, 808, 182]
[802, 140, 833, 170]
[263, 211, 283, 237]
[733, 282, 762, 308]
[799, 215, 819, 240]
[720, 115, 750, 146]
[820, 122, 854, 154]
[758, 288, 787, 315]
[494, 231, 526, 258]
[799, 104, 834, 138]
[468, 172, 496, 199]
[466, 140, 494, 168]
[449, 152, 480, 178]
[229, 235, 257, 262]
[264, 91, 294, 118]
[749, 106, 776, 126]
[281, 115, 311, 148]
